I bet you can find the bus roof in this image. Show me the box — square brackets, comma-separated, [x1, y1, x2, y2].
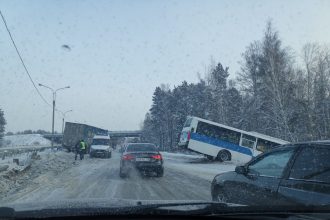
[189, 116, 289, 145]
[247, 131, 289, 144]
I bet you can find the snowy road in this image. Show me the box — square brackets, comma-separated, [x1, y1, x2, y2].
[1, 151, 236, 204]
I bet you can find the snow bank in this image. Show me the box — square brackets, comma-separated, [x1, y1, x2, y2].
[2, 134, 51, 147]
[0, 149, 74, 201]
[0, 152, 31, 168]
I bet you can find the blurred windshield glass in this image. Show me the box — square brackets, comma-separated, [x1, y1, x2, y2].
[0, 0, 329, 216]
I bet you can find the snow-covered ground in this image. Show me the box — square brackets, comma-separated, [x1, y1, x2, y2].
[2, 134, 51, 147]
[161, 151, 236, 181]
[161, 151, 205, 162]
[1, 150, 237, 204]
[0, 149, 74, 201]
[166, 161, 236, 181]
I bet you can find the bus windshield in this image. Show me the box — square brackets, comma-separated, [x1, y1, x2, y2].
[183, 118, 193, 127]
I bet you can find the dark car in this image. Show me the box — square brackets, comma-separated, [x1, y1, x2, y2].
[119, 143, 164, 178]
[211, 141, 330, 206]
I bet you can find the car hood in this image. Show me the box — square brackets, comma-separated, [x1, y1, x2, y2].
[91, 145, 110, 150]
[3, 198, 132, 211]
[1, 198, 234, 212]
[2, 199, 328, 218]
[214, 171, 237, 179]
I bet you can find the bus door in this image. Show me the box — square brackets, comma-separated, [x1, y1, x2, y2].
[239, 134, 256, 156]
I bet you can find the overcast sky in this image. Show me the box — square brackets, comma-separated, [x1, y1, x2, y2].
[0, 0, 330, 132]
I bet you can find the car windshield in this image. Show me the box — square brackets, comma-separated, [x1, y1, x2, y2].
[0, 0, 330, 217]
[92, 139, 109, 145]
[126, 144, 157, 152]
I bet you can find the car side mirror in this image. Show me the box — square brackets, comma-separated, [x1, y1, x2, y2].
[235, 166, 247, 175]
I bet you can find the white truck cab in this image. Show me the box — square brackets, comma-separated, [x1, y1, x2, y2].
[90, 135, 112, 158]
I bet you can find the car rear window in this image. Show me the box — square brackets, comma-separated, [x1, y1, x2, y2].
[126, 144, 157, 152]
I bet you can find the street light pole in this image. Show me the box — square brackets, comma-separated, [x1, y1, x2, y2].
[60, 110, 73, 134]
[52, 93, 55, 146]
[39, 83, 70, 147]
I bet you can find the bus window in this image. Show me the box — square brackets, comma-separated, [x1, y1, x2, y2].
[183, 118, 193, 127]
[241, 134, 256, 149]
[196, 121, 240, 145]
[256, 139, 278, 152]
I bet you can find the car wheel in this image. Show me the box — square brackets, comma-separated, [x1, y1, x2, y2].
[108, 152, 112, 158]
[217, 150, 231, 162]
[156, 168, 164, 177]
[213, 188, 228, 203]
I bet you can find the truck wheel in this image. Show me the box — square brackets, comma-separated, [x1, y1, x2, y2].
[217, 150, 231, 162]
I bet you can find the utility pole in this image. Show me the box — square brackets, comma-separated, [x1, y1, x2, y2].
[60, 110, 73, 134]
[39, 83, 70, 147]
[52, 95, 55, 147]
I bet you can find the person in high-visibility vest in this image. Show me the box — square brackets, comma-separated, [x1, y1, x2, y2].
[75, 139, 86, 160]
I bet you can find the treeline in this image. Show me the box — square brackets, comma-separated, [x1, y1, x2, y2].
[141, 22, 330, 150]
[6, 130, 56, 136]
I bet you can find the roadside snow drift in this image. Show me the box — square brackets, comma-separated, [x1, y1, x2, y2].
[2, 134, 51, 147]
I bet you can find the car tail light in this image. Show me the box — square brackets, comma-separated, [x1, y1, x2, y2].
[122, 154, 134, 160]
[187, 131, 191, 141]
[152, 154, 162, 160]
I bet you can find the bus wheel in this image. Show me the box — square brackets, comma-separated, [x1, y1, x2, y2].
[217, 150, 231, 162]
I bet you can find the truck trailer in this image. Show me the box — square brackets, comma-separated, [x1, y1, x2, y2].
[62, 122, 108, 152]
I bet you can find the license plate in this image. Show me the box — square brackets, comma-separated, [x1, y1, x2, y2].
[135, 158, 150, 162]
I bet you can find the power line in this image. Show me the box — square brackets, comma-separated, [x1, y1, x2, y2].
[0, 10, 51, 106]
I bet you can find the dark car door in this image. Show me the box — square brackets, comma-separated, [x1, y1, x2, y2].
[278, 146, 330, 206]
[233, 148, 295, 205]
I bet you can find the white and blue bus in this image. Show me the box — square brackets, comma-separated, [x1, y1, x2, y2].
[178, 116, 289, 164]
